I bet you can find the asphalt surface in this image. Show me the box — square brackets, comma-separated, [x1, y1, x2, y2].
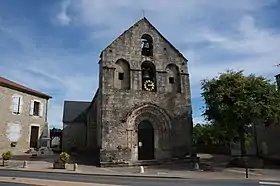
[0, 183, 36, 186]
[0, 169, 279, 186]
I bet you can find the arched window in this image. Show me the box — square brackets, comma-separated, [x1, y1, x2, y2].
[114, 59, 130, 90]
[141, 61, 156, 92]
[141, 34, 153, 57]
[166, 64, 181, 93]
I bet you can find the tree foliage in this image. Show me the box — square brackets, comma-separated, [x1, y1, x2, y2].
[193, 123, 235, 145]
[193, 123, 253, 147]
[201, 70, 280, 154]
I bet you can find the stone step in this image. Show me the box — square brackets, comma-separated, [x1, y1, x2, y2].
[100, 157, 197, 167]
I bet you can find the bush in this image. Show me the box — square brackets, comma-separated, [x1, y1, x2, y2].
[59, 152, 70, 163]
[2, 151, 12, 160]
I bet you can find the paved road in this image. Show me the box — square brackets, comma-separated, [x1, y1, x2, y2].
[0, 169, 279, 186]
[0, 183, 34, 186]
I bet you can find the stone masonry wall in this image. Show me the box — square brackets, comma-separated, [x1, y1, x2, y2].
[62, 122, 86, 152]
[0, 85, 49, 154]
[99, 19, 193, 163]
[86, 90, 101, 150]
[256, 124, 280, 157]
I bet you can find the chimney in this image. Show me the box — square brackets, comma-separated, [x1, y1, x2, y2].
[275, 74, 280, 91]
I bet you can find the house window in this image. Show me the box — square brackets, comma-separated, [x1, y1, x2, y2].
[118, 73, 124, 80]
[11, 94, 23, 114]
[33, 101, 40, 116]
[169, 77, 175, 84]
[30, 100, 44, 117]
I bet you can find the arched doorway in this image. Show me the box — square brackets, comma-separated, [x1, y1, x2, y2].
[138, 120, 154, 160]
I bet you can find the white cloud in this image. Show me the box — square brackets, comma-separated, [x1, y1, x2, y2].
[0, 19, 98, 128]
[189, 15, 280, 88]
[193, 117, 207, 125]
[64, 0, 280, 79]
[0, 62, 98, 128]
[38, 0, 280, 125]
[56, 0, 72, 26]
[2, 0, 280, 128]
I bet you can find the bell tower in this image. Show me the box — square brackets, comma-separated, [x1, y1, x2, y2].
[141, 61, 156, 92]
[97, 17, 193, 165]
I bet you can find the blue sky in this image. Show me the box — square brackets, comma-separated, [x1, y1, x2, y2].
[1, 0, 280, 128]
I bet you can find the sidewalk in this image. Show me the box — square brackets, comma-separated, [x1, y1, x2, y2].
[1, 159, 280, 181]
[0, 177, 119, 186]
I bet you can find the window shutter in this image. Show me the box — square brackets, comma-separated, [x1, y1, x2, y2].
[11, 95, 19, 113]
[19, 97, 23, 114]
[39, 102, 44, 117]
[30, 100, 34, 115]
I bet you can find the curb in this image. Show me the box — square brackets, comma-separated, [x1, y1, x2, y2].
[224, 169, 263, 176]
[1, 167, 280, 181]
[0, 168, 185, 179]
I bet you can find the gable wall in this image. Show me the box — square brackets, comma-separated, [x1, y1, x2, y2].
[102, 19, 188, 72]
[98, 19, 193, 162]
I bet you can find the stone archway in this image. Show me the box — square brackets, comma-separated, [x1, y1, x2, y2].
[125, 103, 172, 161]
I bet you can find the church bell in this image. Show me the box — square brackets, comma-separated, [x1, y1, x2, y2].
[143, 70, 150, 79]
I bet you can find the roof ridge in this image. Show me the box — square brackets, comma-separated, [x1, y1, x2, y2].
[0, 75, 52, 99]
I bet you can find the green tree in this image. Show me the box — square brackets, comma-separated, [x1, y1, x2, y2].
[193, 124, 214, 145]
[193, 123, 238, 146]
[201, 70, 280, 156]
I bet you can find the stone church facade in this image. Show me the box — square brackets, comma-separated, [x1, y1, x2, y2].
[62, 17, 193, 166]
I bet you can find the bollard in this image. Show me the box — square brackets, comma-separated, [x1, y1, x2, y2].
[73, 163, 78, 171]
[194, 162, 199, 170]
[140, 166, 144, 173]
[23, 161, 27, 168]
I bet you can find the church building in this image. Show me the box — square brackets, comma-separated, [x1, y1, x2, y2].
[62, 17, 193, 166]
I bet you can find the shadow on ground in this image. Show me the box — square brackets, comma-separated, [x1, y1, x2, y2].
[134, 154, 230, 172]
[135, 154, 280, 173]
[69, 154, 100, 167]
[68, 150, 100, 167]
[197, 154, 280, 171]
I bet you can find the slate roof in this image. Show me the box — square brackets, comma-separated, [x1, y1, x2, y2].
[62, 101, 91, 123]
[0, 76, 52, 99]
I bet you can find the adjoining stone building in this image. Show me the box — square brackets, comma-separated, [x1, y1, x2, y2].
[62, 17, 193, 166]
[0, 76, 52, 154]
[62, 101, 91, 152]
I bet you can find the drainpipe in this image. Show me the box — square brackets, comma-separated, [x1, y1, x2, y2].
[45, 99, 48, 123]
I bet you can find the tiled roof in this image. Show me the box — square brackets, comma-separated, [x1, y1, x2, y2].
[0, 76, 52, 99]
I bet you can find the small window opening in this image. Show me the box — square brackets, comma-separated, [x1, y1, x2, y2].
[33, 101, 40, 116]
[169, 77, 175, 84]
[11, 142, 17, 147]
[141, 34, 153, 57]
[118, 73, 124, 80]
